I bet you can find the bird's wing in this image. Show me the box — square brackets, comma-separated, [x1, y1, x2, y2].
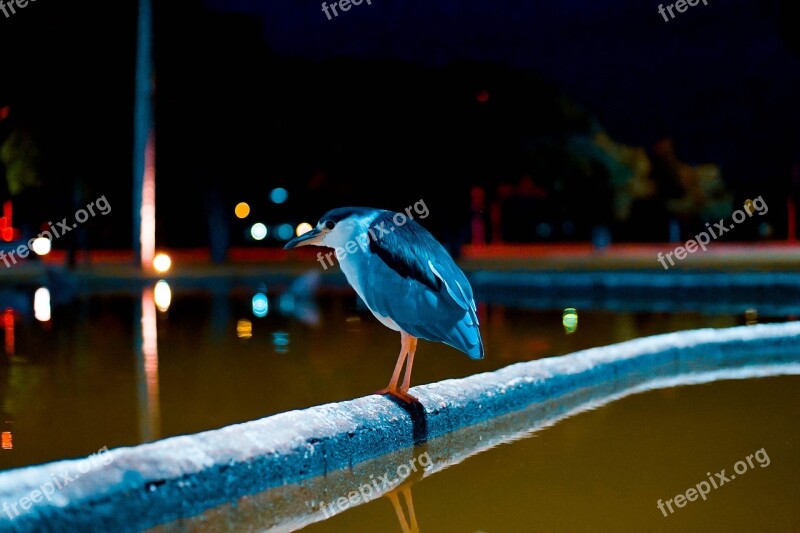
[362, 212, 484, 358]
[366, 213, 443, 293]
[367, 212, 475, 310]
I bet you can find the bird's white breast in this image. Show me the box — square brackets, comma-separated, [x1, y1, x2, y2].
[339, 249, 402, 332]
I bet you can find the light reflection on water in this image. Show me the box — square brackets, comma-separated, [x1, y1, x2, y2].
[0, 280, 792, 472]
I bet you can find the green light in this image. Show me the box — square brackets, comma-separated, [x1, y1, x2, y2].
[562, 307, 578, 334]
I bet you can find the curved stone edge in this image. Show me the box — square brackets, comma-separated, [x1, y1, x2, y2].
[2, 322, 799, 532]
[158, 363, 800, 533]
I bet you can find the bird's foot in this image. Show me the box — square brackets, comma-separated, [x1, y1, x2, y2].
[375, 387, 418, 403]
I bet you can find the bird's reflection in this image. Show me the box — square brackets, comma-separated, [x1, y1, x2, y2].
[278, 271, 321, 326]
[383, 443, 428, 533]
[386, 484, 420, 533]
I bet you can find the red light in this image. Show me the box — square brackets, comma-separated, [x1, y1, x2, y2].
[476, 90, 490, 103]
[0, 106, 9, 121]
[1, 201, 13, 241]
[3, 308, 13, 355]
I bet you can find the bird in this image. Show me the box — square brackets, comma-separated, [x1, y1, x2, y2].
[284, 206, 484, 402]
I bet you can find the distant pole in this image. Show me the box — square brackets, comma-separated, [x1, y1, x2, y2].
[133, 0, 155, 269]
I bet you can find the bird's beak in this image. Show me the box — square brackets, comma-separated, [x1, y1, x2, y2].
[284, 227, 325, 249]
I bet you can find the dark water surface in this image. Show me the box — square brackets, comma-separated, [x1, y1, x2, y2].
[0, 281, 788, 474]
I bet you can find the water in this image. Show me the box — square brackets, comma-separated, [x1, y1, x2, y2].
[0, 282, 785, 471]
[156, 375, 800, 532]
[1, 279, 797, 531]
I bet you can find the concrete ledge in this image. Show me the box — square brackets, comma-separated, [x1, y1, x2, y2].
[2, 322, 800, 532]
[159, 362, 800, 532]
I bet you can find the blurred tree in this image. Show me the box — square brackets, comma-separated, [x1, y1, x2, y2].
[0, 129, 41, 197]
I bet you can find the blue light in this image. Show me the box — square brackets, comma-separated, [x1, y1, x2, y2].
[276, 223, 294, 241]
[252, 293, 269, 317]
[272, 331, 289, 346]
[272, 331, 290, 353]
[270, 188, 288, 204]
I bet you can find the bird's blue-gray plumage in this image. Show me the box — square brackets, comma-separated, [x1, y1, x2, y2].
[345, 210, 484, 359]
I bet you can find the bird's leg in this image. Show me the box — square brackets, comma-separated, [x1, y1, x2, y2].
[376, 332, 417, 402]
[387, 333, 411, 391]
[399, 336, 418, 395]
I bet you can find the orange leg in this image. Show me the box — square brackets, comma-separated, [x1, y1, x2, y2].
[400, 336, 418, 394]
[376, 332, 418, 402]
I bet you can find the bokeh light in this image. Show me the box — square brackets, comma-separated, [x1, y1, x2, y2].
[295, 222, 313, 237]
[252, 293, 269, 317]
[34, 287, 51, 322]
[31, 237, 51, 256]
[154, 280, 172, 312]
[153, 253, 172, 273]
[272, 331, 289, 353]
[562, 307, 578, 334]
[276, 224, 294, 241]
[236, 319, 253, 339]
[270, 188, 288, 204]
[250, 223, 268, 241]
[234, 202, 251, 219]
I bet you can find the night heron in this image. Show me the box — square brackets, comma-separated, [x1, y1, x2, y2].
[284, 207, 484, 402]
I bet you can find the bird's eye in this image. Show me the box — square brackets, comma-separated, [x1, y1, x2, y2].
[325, 220, 336, 230]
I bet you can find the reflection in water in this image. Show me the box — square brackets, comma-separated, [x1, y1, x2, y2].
[236, 319, 252, 339]
[1, 283, 793, 471]
[252, 292, 268, 318]
[383, 447, 427, 533]
[272, 331, 289, 353]
[386, 486, 419, 533]
[1, 339, 13, 455]
[210, 282, 231, 344]
[152, 353, 800, 533]
[3, 308, 13, 356]
[279, 271, 322, 326]
[562, 307, 578, 334]
[33, 288, 51, 322]
[135, 287, 161, 442]
[154, 280, 171, 312]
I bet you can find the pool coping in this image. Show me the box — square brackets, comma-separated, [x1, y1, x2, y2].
[1, 322, 799, 531]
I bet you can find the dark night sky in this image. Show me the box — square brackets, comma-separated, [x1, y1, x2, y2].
[207, 0, 799, 173]
[0, 0, 798, 248]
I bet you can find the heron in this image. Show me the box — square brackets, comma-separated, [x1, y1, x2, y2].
[284, 207, 484, 402]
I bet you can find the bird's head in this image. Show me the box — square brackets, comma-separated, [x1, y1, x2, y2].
[284, 207, 379, 250]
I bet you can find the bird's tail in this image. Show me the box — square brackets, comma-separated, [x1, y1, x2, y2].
[446, 307, 484, 360]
